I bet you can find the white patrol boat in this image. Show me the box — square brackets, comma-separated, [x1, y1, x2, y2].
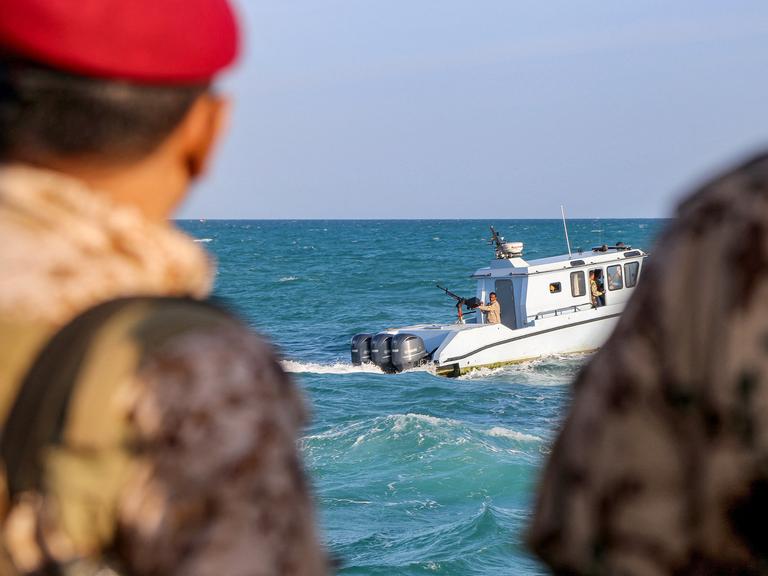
[351, 227, 647, 377]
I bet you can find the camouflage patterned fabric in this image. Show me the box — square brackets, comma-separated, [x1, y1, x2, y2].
[529, 152, 768, 575]
[0, 165, 328, 576]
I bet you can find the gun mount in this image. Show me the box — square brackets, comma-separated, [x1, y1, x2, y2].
[489, 226, 523, 259]
[436, 284, 480, 323]
[436, 285, 480, 309]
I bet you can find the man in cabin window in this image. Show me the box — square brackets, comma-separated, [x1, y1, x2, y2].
[0, 1, 328, 574]
[478, 292, 501, 324]
[589, 271, 604, 307]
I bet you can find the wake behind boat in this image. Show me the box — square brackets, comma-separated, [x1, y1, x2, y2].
[351, 227, 647, 376]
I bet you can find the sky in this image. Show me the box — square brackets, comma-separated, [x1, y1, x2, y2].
[179, 1, 768, 219]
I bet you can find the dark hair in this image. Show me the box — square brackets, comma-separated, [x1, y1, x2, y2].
[0, 58, 206, 163]
[490, 292, 496, 297]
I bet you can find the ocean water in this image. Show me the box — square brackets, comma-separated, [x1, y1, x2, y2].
[178, 219, 667, 575]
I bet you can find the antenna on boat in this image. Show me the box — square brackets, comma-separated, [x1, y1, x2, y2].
[560, 205, 572, 259]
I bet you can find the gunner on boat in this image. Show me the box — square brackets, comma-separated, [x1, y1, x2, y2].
[589, 271, 604, 307]
[478, 292, 501, 324]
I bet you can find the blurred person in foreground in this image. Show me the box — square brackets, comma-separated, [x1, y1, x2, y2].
[0, 1, 328, 574]
[529, 152, 768, 575]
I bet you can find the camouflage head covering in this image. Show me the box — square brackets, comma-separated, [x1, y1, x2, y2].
[530, 152, 768, 575]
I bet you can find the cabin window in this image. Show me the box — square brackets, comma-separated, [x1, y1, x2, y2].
[549, 282, 562, 294]
[570, 271, 586, 297]
[607, 265, 623, 291]
[624, 261, 640, 287]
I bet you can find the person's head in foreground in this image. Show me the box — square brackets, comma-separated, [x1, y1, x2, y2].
[0, 1, 328, 575]
[529, 151, 768, 575]
[0, 0, 233, 221]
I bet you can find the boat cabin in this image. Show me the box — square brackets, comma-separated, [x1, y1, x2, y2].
[470, 243, 646, 329]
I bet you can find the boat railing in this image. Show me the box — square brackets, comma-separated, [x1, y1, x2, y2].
[527, 303, 593, 322]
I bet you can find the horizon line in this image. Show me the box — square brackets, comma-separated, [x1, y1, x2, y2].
[174, 216, 672, 221]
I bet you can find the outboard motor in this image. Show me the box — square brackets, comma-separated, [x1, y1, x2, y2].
[391, 333, 427, 372]
[350, 333, 373, 365]
[370, 333, 395, 372]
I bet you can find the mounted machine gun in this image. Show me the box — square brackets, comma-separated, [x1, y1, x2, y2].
[489, 226, 524, 259]
[436, 284, 480, 324]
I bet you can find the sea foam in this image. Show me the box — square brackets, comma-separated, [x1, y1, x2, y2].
[485, 427, 541, 442]
[281, 360, 384, 374]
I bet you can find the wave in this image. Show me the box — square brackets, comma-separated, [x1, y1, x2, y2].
[284, 354, 583, 382]
[278, 276, 299, 282]
[306, 413, 539, 454]
[312, 414, 539, 443]
[457, 366, 507, 379]
[485, 426, 541, 442]
[335, 500, 510, 570]
[305, 420, 371, 442]
[390, 412, 460, 432]
[193, 238, 213, 243]
[457, 353, 590, 383]
[281, 359, 435, 375]
[306, 413, 459, 447]
[281, 360, 384, 374]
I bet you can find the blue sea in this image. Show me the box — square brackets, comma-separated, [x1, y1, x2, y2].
[179, 219, 667, 575]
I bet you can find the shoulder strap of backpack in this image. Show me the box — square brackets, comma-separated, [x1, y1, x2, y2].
[0, 296, 236, 499]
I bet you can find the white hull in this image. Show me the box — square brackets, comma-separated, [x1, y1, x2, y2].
[393, 304, 622, 376]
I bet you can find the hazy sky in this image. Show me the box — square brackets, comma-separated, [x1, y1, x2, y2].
[179, 1, 768, 219]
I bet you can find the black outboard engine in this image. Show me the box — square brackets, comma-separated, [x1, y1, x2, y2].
[391, 333, 427, 371]
[370, 333, 395, 372]
[351, 333, 373, 365]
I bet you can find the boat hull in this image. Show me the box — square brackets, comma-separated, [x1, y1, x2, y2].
[389, 306, 622, 377]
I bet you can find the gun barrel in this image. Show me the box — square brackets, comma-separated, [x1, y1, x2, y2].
[436, 284, 463, 301]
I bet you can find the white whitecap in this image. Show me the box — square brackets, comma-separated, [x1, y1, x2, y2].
[281, 360, 384, 374]
[352, 434, 367, 447]
[486, 427, 541, 442]
[390, 413, 460, 432]
[329, 498, 373, 505]
[279, 276, 299, 282]
[194, 238, 213, 243]
[457, 366, 506, 379]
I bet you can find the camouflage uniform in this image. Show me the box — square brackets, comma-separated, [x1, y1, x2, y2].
[530, 152, 768, 575]
[0, 165, 328, 575]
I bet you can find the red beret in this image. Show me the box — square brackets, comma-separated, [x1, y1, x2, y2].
[0, 0, 239, 84]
